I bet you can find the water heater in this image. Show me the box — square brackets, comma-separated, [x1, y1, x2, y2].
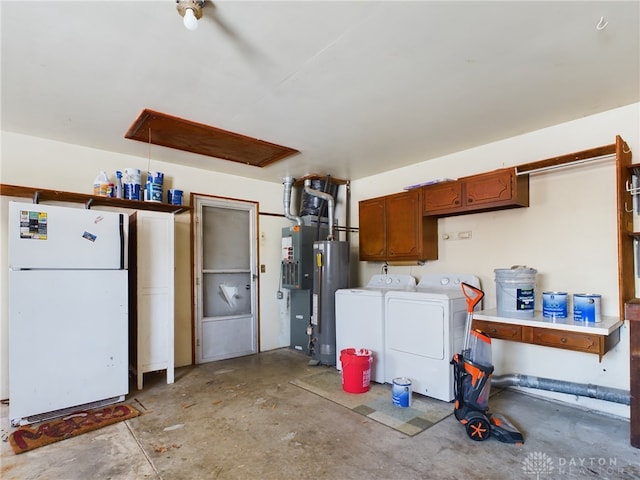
[310, 240, 350, 365]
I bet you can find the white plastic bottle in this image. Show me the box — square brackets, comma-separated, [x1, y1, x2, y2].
[93, 171, 110, 197]
[115, 171, 123, 198]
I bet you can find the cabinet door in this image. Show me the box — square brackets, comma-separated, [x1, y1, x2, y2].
[422, 182, 463, 215]
[135, 211, 175, 390]
[464, 169, 514, 208]
[359, 197, 386, 260]
[386, 189, 423, 260]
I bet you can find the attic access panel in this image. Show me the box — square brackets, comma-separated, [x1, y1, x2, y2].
[125, 109, 299, 167]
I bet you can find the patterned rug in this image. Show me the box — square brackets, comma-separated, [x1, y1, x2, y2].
[9, 404, 140, 454]
[290, 370, 453, 436]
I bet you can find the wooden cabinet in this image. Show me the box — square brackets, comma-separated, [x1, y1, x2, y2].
[359, 189, 438, 261]
[386, 190, 437, 260]
[422, 168, 529, 216]
[129, 210, 175, 390]
[358, 196, 386, 260]
[472, 311, 622, 362]
[422, 181, 462, 214]
[464, 168, 528, 210]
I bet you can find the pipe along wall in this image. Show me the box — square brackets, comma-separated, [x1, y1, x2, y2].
[492, 374, 630, 405]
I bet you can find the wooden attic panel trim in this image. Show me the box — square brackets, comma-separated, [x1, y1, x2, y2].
[515, 143, 616, 174]
[124, 109, 299, 167]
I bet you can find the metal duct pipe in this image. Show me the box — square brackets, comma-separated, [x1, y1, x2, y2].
[282, 176, 302, 226]
[492, 374, 630, 405]
[304, 179, 335, 240]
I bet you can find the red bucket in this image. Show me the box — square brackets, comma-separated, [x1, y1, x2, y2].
[340, 348, 373, 393]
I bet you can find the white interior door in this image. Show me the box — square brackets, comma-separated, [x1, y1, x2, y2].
[193, 195, 258, 363]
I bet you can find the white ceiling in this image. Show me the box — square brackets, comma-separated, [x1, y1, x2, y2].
[2, 1, 639, 184]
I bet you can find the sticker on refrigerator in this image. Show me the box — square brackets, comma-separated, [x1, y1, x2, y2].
[19, 210, 47, 240]
[82, 231, 97, 242]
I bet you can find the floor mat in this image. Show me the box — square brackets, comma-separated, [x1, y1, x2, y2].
[9, 404, 140, 454]
[290, 370, 452, 436]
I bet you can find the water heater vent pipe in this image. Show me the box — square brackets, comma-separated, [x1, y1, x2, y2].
[282, 176, 302, 226]
[304, 179, 335, 240]
[492, 374, 630, 405]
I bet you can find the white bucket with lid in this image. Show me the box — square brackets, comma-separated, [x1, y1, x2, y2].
[494, 266, 537, 318]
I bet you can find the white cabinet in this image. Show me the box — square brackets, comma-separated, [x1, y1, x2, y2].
[129, 210, 175, 390]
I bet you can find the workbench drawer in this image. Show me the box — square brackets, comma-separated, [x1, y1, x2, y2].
[472, 319, 522, 341]
[531, 328, 600, 354]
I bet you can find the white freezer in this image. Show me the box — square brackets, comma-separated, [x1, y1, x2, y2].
[8, 201, 126, 270]
[9, 269, 129, 426]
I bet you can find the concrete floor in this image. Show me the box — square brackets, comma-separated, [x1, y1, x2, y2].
[1, 348, 639, 480]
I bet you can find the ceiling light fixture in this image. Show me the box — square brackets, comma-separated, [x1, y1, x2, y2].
[176, 0, 205, 31]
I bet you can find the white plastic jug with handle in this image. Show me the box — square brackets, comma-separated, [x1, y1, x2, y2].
[93, 171, 110, 197]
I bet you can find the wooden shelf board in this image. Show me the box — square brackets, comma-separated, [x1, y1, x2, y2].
[474, 309, 622, 335]
[0, 183, 190, 214]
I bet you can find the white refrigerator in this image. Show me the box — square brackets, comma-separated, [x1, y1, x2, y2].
[8, 201, 129, 426]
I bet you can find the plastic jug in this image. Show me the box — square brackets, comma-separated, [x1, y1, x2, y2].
[93, 171, 110, 197]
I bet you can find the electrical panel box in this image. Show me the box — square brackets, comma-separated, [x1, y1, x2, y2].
[281, 225, 327, 290]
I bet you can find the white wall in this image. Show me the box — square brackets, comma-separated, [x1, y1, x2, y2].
[0, 132, 291, 400]
[350, 102, 639, 417]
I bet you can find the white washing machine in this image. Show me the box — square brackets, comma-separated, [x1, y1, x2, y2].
[335, 274, 416, 383]
[384, 273, 480, 402]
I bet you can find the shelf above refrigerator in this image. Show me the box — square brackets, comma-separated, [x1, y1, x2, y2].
[1, 183, 190, 214]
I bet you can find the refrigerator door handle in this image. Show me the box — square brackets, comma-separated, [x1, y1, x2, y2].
[119, 214, 125, 270]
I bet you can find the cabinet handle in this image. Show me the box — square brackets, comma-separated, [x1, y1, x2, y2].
[490, 328, 497, 334]
[560, 337, 567, 343]
[467, 198, 473, 203]
[454, 200, 460, 205]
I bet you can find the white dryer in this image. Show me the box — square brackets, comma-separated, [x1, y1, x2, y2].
[384, 274, 480, 402]
[335, 274, 416, 383]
